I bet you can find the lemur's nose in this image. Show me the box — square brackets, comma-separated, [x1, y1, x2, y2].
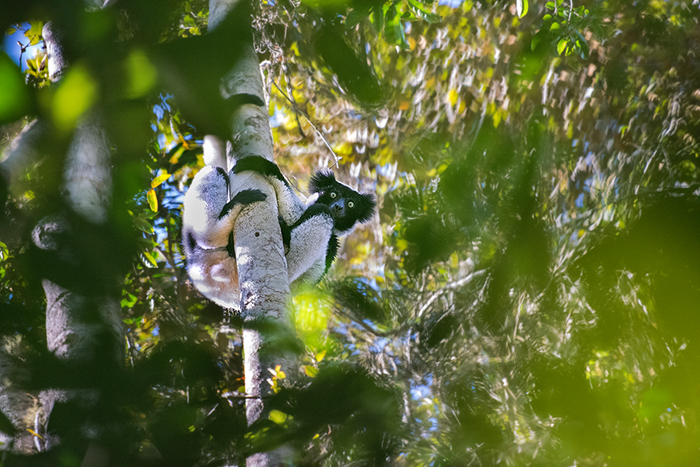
[331, 200, 345, 217]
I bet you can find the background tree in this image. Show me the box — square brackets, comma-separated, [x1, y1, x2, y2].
[2, 0, 700, 466]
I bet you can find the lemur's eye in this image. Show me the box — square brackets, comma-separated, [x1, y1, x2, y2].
[330, 192, 337, 198]
[348, 201, 355, 208]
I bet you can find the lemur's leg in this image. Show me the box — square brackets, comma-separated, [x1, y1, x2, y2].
[232, 156, 306, 224]
[183, 166, 231, 251]
[282, 203, 335, 284]
[232, 155, 286, 183]
[183, 166, 266, 251]
[182, 166, 266, 308]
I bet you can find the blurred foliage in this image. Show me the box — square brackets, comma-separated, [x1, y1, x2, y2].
[1, 0, 700, 465]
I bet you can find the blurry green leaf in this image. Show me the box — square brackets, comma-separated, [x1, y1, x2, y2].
[385, 5, 399, 42]
[142, 251, 158, 268]
[24, 21, 43, 46]
[300, 0, 350, 8]
[121, 293, 138, 308]
[122, 314, 143, 324]
[371, 6, 384, 32]
[151, 172, 170, 189]
[305, 365, 319, 377]
[269, 410, 288, 424]
[574, 29, 589, 59]
[0, 53, 30, 123]
[52, 64, 98, 132]
[385, 5, 410, 49]
[316, 349, 327, 362]
[408, 0, 441, 23]
[531, 34, 541, 51]
[147, 188, 158, 211]
[550, 22, 560, 30]
[346, 7, 369, 28]
[124, 49, 158, 99]
[313, 23, 384, 107]
[424, 12, 441, 23]
[516, 0, 528, 18]
[0, 241, 8, 261]
[557, 38, 567, 55]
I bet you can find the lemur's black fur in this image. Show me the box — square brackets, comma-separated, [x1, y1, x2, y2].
[182, 155, 375, 308]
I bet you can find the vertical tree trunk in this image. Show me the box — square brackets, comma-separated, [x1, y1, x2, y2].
[34, 20, 124, 450]
[209, 1, 297, 465]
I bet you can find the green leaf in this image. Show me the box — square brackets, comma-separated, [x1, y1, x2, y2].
[407, 0, 441, 22]
[269, 410, 288, 424]
[385, 4, 399, 44]
[25, 21, 43, 46]
[0, 54, 30, 124]
[346, 7, 369, 29]
[142, 251, 158, 268]
[133, 217, 153, 234]
[557, 38, 567, 56]
[516, 0, 528, 18]
[147, 189, 158, 212]
[27, 21, 43, 37]
[574, 29, 588, 47]
[53, 65, 98, 132]
[122, 314, 143, 324]
[121, 293, 138, 308]
[385, 5, 409, 50]
[304, 365, 319, 377]
[425, 12, 441, 22]
[575, 34, 589, 59]
[371, 6, 384, 32]
[124, 49, 158, 99]
[550, 22, 560, 30]
[151, 172, 170, 189]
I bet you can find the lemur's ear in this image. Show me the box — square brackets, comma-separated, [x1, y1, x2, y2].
[355, 193, 376, 223]
[309, 170, 336, 193]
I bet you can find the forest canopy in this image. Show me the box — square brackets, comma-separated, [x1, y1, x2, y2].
[2, 0, 700, 465]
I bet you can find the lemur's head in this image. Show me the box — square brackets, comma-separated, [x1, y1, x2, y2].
[310, 171, 376, 233]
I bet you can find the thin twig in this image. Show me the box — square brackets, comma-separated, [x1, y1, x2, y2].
[416, 269, 487, 319]
[284, 70, 306, 139]
[568, 0, 573, 23]
[333, 305, 411, 337]
[272, 80, 341, 167]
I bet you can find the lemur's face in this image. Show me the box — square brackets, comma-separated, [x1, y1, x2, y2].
[310, 171, 376, 233]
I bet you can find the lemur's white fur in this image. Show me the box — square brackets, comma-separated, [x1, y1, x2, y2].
[183, 140, 337, 308]
[182, 166, 243, 308]
[202, 135, 227, 169]
[185, 128, 380, 309]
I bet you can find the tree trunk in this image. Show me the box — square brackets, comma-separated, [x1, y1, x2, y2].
[209, 1, 297, 465]
[32, 20, 124, 451]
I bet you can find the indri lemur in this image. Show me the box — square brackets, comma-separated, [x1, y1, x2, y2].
[182, 156, 376, 308]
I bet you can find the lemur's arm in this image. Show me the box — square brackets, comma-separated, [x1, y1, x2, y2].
[234, 156, 336, 284]
[279, 204, 336, 284]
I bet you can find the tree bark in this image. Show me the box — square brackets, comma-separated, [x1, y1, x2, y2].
[209, 1, 297, 465]
[32, 20, 124, 451]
